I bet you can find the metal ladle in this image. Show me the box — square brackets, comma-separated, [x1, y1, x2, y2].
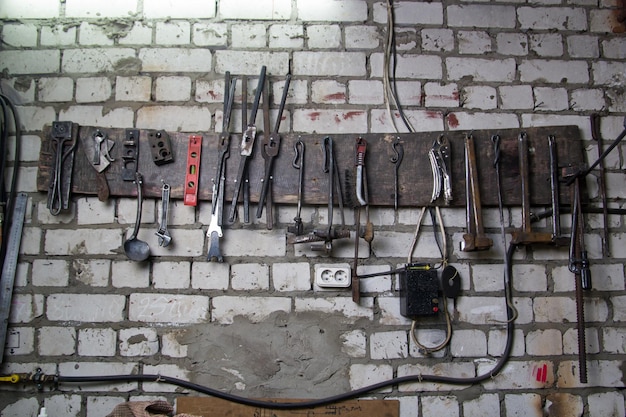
[124, 172, 150, 261]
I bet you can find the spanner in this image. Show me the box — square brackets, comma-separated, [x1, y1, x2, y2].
[155, 182, 172, 247]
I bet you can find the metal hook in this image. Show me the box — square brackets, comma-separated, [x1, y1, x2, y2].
[322, 136, 332, 173]
[293, 139, 304, 169]
[390, 137, 404, 164]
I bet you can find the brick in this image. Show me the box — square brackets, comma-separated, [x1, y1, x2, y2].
[155, 21, 190, 45]
[1, 398, 39, 417]
[378, 296, 412, 326]
[32, 259, 69, 286]
[593, 61, 625, 86]
[456, 296, 510, 324]
[113, 258, 149, 289]
[534, 296, 609, 323]
[60, 105, 133, 128]
[422, 29, 454, 52]
[231, 263, 269, 290]
[214, 51, 288, 75]
[570, 88, 607, 111]
[340, 329, 366, 358]
[38, 326, 75, 355]
[293, 109, 367, 134]
[78, 328, 116, 356]
[129, 293, 208, 324]
[155, 76, 191, 101]
[295, 297, 374, 321]
[357, 264, 392, 293]
[520, 114, 589, 135]
[371, 109, 444, 133]
[488, 329, 526, 357]
[272, 262, 311, 291]
[481, 361, 554, 390]
[293, 51, 366, 76]
[457, 31, 492, 55]
[47, 294, 125, 322]
[512, 263, 547, 292]
[5, 327, 35, 356]
[398, 363, 474, 391]
[119, 327, 159, 356]
[118, 22, 153, 45]
[602, 327, 626, 353]
[0, 0, 59, 18]
[2, 77, 35, 104]
[0, 50, 60, 75]
[218, 229, 286, 257]
[518, 7, 587, 30]
[193, 23, 228, 47]
[373, 1, 443, 25]
[79, 22, 115, 46]
[392, 81, 422, 105]
[20, 227, 43, 257]
[62, 48, 136, 73]
[312, 80, 347, 104]
[462, 85, 497, 110]
[212, 296, 291, 324]
[231, 24, 266, 48]
[563, 327, 600, 355]
[370, 330, 408, 359]
[222, 0, 290, 19]
[44, 395, 82, 417]
[349, 364, 393, 392]
[529, 33, 563, 57]
[448, 5, 516, 28]
[588, 392, 626, 417]
[424, 82, 459, 107]
[2, 23, 38, 47]
[613, 295, 626, 321]
[298, 0, 367, 22]
[139, 48, 211, 72]
[345, 26, 380, 49]
[422, 396, 459, 417]
[603, 38, 626, 59]
[76, 77, 112, 103]
[116, 75, 151, 101]
[66, 0, 138, 17]
[44, 228, 122, 255]
[162, 330, 188, 358]
[450, 329, 487, 357]
[307, 25, 341, 49]
[446, 57, 515, 82]
[463, 393, 500, 417]
[269, 24, 304, 49]
[504, 394, 543, 417]
[521, 60, 589, 84]
[445, 112, 519, 131]
[15, 106, 56, 132]
[144, 0, 216, 18]
[41, 25, 77, 46]
[497, 33, 528, 56]
[76, 197, 116, 224]
[59, 362, 138, 392]
[526, 329, 563, 355]
[567, 35, 600, 58]
[590, 9, 625, 33]
[557, 360, 624, 388]
[153, 261, 191, 289]
[371, 53, 442, 79]
[191, 261, 230, 290]
[136, 106, 211, 132]
[393, 28, 418, 51]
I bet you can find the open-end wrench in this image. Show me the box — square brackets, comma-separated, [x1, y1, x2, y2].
[155, 182, 172, 247]
[460, 133, 492, 252]
[511, 132, 553, 245]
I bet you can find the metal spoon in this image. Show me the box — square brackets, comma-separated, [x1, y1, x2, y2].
[124, 172, 150, 261]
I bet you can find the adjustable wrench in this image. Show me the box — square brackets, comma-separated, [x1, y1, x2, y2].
[460, 133, 492, 252]
[511, 132, 553, 245]
[155, 182, 172, 247]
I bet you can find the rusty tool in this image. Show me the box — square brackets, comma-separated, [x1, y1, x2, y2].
[288, 139, 305, 236]
[80, 128, 115, 202]
[155, 181, 172, 247]
[390, 137, 403, 210]
[257, 73, 291, 229]
[429, 134, 452, 205]
[229, 66, 266, 223]
[591, 114, 609, 257]
[460, 133, 492, 252]
[47, 121, 77, 215]
[548, 135, 569, 246]
[511, 132, 553, 245]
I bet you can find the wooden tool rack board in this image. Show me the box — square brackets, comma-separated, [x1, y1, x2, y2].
[37, 125, 584, 207]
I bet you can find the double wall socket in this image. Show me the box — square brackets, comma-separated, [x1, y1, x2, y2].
[315, 263, 351, 288]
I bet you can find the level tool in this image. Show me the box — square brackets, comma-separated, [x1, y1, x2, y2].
[0, 192, 28, 365]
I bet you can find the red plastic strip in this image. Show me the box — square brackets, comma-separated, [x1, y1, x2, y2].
[184, 135, 202, 206]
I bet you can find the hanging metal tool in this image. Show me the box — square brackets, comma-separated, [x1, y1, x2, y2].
[390, 137, 403, 210]
[229, 66, 266, 223]
[511, 132, 553, 245]
[288, 139, 305, 236]
[80, 128, 115, 202]
[591, 114, 609, 257]
[155, 181, 172, 247]
[428, 134, 452, 205]
[257, 73, 291, 229]
[288, 137, 349, 249]
[460, 133, 492, 252]
[207, 72, 236, 262]
[47, 121, 77, 215]
[548, 135, 569, 246]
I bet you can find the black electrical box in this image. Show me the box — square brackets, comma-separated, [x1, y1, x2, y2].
[399, 264, 440, 319]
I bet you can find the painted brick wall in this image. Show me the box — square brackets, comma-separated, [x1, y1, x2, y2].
[1, 0, 626, 416]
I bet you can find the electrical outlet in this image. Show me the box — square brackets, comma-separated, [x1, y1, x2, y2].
[315, 264, 351, 288]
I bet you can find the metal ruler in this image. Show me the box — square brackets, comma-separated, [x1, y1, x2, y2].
[0, 192, 28, 365]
